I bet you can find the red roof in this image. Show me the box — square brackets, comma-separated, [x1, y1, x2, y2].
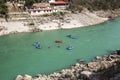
[50, 1, 68, 5]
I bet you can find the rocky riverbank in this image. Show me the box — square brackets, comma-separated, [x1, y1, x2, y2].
[0, 9, 120, 36]
[16, 49, 120, 80]
[93, 9, 120, 18]
[0, 9, 109, 36]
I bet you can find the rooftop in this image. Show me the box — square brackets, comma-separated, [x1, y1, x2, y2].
[32, 3, 51, 8]
[50, 1, 68, 5]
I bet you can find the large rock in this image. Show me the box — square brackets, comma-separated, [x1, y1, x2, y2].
[116, 49, 120, 55]
[16, 75, 23, 80]
[87, 62, 101, 70]
[23, 74, 32, 80]
[96, 56, 102, 60]
[100, 61, 112, 69]
[81, 71, 93, 78]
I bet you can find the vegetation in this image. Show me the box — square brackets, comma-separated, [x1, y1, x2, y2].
[29, 22, 35, 25]
[1, 0, 119, 11]
[70, 77, 77, 80]
[0, 4, 8, 21]
[23, 0, 120, 12]
[0, 0, 120, 18]
[52, 12, 57, 16]
[59, 12, 65, 16]
[0, 0, 7, 4]
[52, 12, 65, 18]
[25, 0, 35, 8]
[24, 0, 47, 8]
[67, 0, 120, 12]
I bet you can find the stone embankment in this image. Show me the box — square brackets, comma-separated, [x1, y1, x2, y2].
[16, 49, 120, 80]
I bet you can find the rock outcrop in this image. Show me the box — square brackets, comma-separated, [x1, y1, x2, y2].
[16, 74, 32, 80]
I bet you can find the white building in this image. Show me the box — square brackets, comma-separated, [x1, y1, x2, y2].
[49, 0, 69, 10]
[28, 3, 57, 15]
[28, 0, 69, 15]
[49, 0, 55, 3]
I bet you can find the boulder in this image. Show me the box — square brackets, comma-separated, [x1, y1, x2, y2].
[23, 74, 32, 80]
[75, 63, 80, 67]
[100, 61, 112, 69]
[81, 71, 93, 78]
[96, 56, 102, 60]
[87, 62, 101, 70]
[16, 75, 23, 80]
[116, 49, 120, 55]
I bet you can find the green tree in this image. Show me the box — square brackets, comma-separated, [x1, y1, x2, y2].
[25, 0, 35, 8]
[0, 0, 7, 4]
[68, 0, 120, 11]
[0, 4, 8, 21]
[24, 0, 49, 8]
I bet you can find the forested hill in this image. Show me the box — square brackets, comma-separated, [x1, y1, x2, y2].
[0, 0, 120, 11]
[68, 0, 120, 12]
[0, 0, 120, 17]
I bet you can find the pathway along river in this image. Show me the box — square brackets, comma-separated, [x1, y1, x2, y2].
[0, 17, 120, 80]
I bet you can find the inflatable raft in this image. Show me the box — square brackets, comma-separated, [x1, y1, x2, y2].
[66, 45, 73, 50]
[55, 40, 62, 43]
[33, 42, 41, 49]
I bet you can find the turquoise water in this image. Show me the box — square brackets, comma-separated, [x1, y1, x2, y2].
[0, 17, 120, 80]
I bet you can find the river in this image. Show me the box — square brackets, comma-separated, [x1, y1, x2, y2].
[0, 17, 120, 80]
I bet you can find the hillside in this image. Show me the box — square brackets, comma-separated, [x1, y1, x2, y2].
[67, 0, 120, 12]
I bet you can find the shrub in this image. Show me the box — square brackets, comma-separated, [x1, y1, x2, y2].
[59, 12, 64, 16]
[52, 12, 57, 16]
[29, 22, 35, 25]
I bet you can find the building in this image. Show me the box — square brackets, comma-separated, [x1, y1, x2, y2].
[49, 0, 69, 10]
[28, 3, 57, 15]
[28, 0, 69, 15]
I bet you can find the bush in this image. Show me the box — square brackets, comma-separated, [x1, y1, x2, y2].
[52, 12, 57, 16]
[68, 0, 120, 11]
[0, 4, 8, 15]
[59, 12, 65, 16]
[29, 22, 35, 25]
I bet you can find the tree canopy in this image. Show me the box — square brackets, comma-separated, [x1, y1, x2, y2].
[0, 0, 7, 4]
[25, 0, 35, 7]
[24, 0, 43, 8]
[0, 4, 8, 16]
[0, 4, 8, 21]
[68, 0, 120, 11]
[0, 0, 120, 13]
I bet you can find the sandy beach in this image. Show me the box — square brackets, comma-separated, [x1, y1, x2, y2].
[0, 21, 29, 36]
[0, 11, 108, 36]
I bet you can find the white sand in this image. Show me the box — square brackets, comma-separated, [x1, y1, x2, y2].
[61, 20, 84, 29]
[0, 21, 29, 36]
[0, 12, 108, 36]
[38, 19, 84, 30]
[38, 22, 59, 30]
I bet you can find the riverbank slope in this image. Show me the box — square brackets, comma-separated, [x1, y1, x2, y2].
[0, 10, 108, 36]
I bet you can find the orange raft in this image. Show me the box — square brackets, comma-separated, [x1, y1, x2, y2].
[55, 40, 62, 43]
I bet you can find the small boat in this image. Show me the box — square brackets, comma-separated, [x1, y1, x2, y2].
[66, 34, 72, 38]
[33, 42, 41, 49]
[66, 45, 73, 50]
[55, 40, 62, 43]
[71, 37, 78, 39]
[66, 34, 78, 39]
